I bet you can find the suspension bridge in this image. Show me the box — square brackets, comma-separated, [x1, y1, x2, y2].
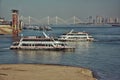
[19, 16, 88, 25]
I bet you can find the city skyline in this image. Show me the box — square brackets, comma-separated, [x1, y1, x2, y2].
[0, 0, 120, 20]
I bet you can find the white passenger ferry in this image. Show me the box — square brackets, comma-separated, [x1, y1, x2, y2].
[58, 29, 94, 41]
[10, 32, 75, 51]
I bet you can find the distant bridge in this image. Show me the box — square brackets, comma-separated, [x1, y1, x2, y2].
[19, 16, 89, 25]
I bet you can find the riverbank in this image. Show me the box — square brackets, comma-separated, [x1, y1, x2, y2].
[0, 64, 97, 80]
[0, 25, 12, 35]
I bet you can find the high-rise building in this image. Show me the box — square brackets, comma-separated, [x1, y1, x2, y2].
[96, 16, 103, 24]
[12, 9, 19, 36]
[88, 16, 93, 23]
[114, 17, 119, 23]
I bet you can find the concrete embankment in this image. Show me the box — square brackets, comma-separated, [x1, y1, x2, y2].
[0, 25, 12, 35]
[0, 64, 97, 80]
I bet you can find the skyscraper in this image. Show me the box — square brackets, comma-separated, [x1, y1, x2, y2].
[114, 17, 119, 23]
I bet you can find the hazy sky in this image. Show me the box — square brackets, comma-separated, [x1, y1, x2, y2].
[0, 0, 120, 20]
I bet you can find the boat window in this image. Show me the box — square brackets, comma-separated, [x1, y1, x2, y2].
[55, 43, 66, 46]
[60, 44, 66, 46]
[68, 37, 88, 39]
[34, 44, 45, 46]
[13, 43, 19, 46]
[22, 39, 53, 41]
[22, 44, 30, 46]
[67, 34, 87, 36]
[44, 44, 53, 47]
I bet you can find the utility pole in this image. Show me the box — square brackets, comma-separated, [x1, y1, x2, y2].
[56, 16, 58, 25]
[28, 16, 31, 26]
[74, 16, 76, 24]
[48, 16, 50, 25]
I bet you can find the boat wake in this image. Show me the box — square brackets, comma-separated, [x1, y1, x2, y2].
[94, 34, 120, 43]
[0, 47, 10, 50]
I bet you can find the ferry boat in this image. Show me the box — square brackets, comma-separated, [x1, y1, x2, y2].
[58, 29, 94, 41]
[10, 32, 75, 51]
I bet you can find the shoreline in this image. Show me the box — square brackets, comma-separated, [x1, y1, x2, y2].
[0, 64, 97, 80]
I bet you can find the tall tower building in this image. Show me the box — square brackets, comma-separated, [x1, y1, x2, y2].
[88, 16, 92, 23]
[114, 17, 119, 23]
[109, 17, 114, 23]
[96, 16, 98, 24]
[98, 16, 103, 24]
[12, 9, 19, 36]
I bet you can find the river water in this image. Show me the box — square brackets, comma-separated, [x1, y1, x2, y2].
[0, 25, 120, 80]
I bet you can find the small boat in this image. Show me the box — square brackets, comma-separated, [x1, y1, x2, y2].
[112, 24, 120, 27]
[58, 29, 94, 41]
[10, 32, 74, 51]
[23, 25, 52, 31]
[38, 25, 52, 31]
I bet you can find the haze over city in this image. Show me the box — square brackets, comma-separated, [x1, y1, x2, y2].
[0, 0, 120, 20]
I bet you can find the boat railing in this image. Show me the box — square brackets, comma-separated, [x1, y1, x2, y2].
[42, 32, 50, 38]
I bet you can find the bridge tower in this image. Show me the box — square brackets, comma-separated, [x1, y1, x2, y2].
[12, 9, 19, 36]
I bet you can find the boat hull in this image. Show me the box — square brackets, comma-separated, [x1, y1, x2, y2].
[10, 46, 75, 51]
[58, 38, 94, 42]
